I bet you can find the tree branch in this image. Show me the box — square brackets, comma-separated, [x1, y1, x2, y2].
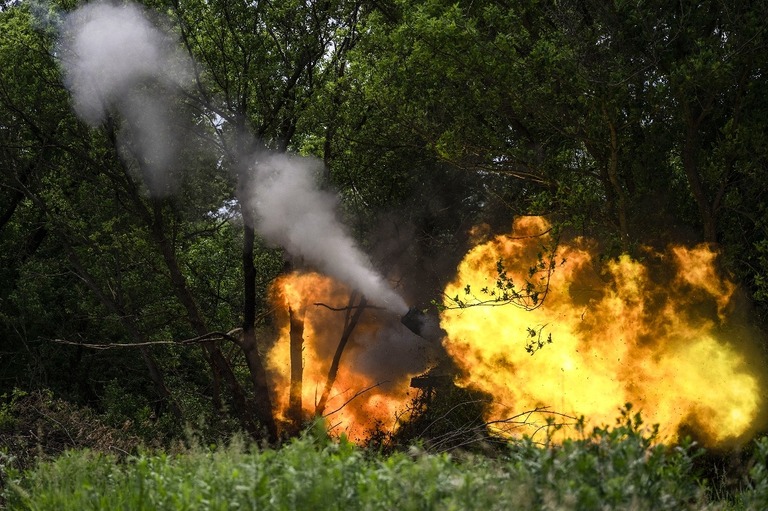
[50, 330, 243, 350]
[312, 302, 386, 312]
[322, 380, 389, 418]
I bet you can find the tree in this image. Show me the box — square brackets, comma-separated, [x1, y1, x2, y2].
[168, 0, 379, 438]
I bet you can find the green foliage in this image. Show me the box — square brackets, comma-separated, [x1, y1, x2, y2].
[0, 388, 27, 430]
[439, 247, 562, 312]
[753, 241, 768, 303]
[505, 406, 707, 510]
[8, 420, 768, 510]
[100, 380, 183, 442]
[740, 437, 768, 510]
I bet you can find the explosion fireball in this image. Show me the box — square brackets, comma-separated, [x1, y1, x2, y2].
[441, 217, 768, 448]
[266, 217, 766, 448]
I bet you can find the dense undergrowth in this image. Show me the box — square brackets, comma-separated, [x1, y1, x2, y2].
[3, 409, 768, 511]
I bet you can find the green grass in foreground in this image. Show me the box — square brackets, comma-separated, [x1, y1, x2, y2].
[3, 419, 768, 511]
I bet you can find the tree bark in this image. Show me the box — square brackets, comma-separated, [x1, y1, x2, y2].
[682, 113, 718, 243]
[241, 217, 278, 441]
[287, 307, 305, 433]
[145, 197, 261, 436]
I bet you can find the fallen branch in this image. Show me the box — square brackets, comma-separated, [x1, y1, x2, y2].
[409, 404, 581, 453]
[32, 406, 75, 446]
[51, 329, 243, 350]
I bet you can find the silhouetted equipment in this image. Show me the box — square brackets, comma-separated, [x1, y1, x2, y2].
[401, 306, 447, 342]
[409, 373, 455, 406]
[401, 306, 427, 337]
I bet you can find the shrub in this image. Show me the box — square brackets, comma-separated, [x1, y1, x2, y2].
[739, 437, 768, 510]
[0, 389, 140, 474]
[4, 416, 736, 511]
[502, 408, 707, 510]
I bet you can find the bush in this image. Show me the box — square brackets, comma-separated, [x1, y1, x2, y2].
[502, 409, 707, 510]
[5, 415, 749, 510]
[739, 437, 768, 510]
[0, 389, 141, 474]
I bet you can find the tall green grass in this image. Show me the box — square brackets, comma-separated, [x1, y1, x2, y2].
[3, 420, 768, 510]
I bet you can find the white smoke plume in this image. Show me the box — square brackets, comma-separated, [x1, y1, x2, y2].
[248, 152, 408, 314]
[59, 1, 191, 195]
[58, 0, 407, 314]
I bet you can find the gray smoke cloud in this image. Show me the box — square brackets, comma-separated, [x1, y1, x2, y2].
[248, 152, 408, 314]
[59, 1, 191, 195]
[58, 0, 407, 314]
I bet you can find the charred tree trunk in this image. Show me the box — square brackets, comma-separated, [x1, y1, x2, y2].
[287, 307, 305, 434]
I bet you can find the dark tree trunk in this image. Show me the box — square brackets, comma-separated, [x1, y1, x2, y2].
[287, 307, 305, 433]
[604, 112, 630, 252]
[147, 198, 260, 435]
[241, 219, 278, 441]
[682, 119, 718, 243]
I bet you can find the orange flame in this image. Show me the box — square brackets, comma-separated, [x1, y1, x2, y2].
[440, 217, 767, 447]
[266, 271, 422, 440]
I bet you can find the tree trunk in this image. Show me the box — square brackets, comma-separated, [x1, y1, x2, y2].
[137, 346, 179, 418]
[147, 199, 260, 435]
[287, 307, 305, 434]
[106, 124, 260, 434]
[241, 218, 278, 441]
[603, 106, 630, 252]
[607, 136, 629, 252]
[682, 117, 718, 243]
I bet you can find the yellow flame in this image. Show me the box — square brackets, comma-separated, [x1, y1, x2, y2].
[440, 217, 767, 447]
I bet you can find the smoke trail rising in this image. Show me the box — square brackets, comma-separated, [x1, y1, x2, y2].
[58, 0, 407, 313]
[59, 1, 191, 195]
[247, 152, 408, 314]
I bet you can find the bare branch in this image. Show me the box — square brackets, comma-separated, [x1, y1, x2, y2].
[407, 402, 581, 453]
[312, 302, 386, 312]
[322, 380, 389, 418]
[50, 329, 243, 350]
